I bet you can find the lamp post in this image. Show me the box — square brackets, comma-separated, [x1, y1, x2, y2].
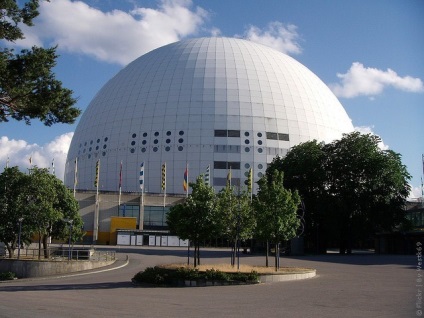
[17, 217, 24, 260]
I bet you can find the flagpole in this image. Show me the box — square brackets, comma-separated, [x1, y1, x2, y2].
[118, 161, 122, 208]
[93, 159, 100, 245]
[162, 162, 166, 208]
[139, 162, 145, 230]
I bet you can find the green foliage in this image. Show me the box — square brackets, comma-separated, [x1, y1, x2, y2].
[0, 271, 16, 281]
[132, 267, 259, 286]
[0, 1, 80, 125]
[0, 166, 84, 258]
[272, 132, 411, 253]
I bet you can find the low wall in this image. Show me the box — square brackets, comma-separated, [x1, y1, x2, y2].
[259, 269, 316, 283]
[0, 259, 115, 278]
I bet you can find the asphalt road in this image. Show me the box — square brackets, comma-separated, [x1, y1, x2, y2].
[0, 247, 416, 318]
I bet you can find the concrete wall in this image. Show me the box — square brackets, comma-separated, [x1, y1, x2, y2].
[0, 259, 115, 278]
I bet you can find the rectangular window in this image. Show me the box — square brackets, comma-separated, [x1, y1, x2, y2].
[214, 161, 240, 170]
[278, 133, 289, 141]
[143, 206, 170, 228]
[214, 161, 227, 169]
[227, 130, 240, 137]
[214, 130, 227, 137]
[118, 204, 140, 224]
[266, 132, 278, 140]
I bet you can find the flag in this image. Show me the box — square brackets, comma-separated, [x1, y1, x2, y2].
[29, 157, 32, 165]
[227, 167, 232, 187]
[51, 158, 55, 175]
[94, 159, 100, 188]
[247, 168, 253, 193]
[119, 161, 123, 189]
[183, 165, 188, 192]
[74, 157, 78, 187]
[205, 165, 210, 186]
[139, 162, 145, 191]
[161, 162, 166, 191]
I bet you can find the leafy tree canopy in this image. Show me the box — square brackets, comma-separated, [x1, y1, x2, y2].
[0, 0, 80, 125]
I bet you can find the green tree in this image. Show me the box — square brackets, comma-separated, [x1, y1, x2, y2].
[216, 185, 255, 266]
[0, 167, 83, 258]
[268, 141, 329, 253]
[0, 167, 31, 257]
[167, 176, 218, 267]
[255, 169, 301, 270]
[1, 0, 80, 125]
[324, 132, 410, 253]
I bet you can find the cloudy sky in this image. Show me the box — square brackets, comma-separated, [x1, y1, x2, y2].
[1, 0, 423, 199]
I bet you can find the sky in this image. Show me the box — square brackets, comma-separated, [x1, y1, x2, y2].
[1, 0, 423, 200]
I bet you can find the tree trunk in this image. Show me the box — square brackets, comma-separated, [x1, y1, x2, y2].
[6, 245, 14, 258]
[42, 235, 49, 259]
[38, 232, 42, 260]
[265, 240, 269, 267]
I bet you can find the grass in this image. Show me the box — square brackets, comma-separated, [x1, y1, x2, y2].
[160, 263, 314, 274]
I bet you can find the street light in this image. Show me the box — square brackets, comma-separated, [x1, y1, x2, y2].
[17, 217, 24, 260]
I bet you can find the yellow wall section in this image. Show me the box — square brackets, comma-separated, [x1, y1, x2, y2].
[109, 217, 137, 245]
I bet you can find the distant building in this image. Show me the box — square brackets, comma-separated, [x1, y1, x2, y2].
[65, 38, 353, 244]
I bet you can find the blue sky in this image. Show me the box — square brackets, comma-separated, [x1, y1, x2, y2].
[1, 0, 423, 200]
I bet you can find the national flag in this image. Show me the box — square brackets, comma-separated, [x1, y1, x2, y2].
[74, 157, 78, 187]
[183, 165, 188, 192]
[247, 167, 253, 193]
[161, 163, 166, 191]
[227, 167, 232, 187]
[94, 159, 100, 188]
[29, 157, 32, 165]
[139, 162, 145, 191]
[119, 161, 123, 189]
[205, 165, 210, 186]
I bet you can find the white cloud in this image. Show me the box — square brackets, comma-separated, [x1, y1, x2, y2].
[0, 133, 73, 181]
[330, 62, 424, 98]
[409, 185, 423, 201]
[240, 21, 302, 55]
[354, 126, 389, 150]
[17, 0, 209, 65]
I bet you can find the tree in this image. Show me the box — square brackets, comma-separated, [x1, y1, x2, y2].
[267, 141, 329, 253]
[274, 132, 411, 254]
[255, 169, 301, 270]
[0, 166, 83, 258]
[0, 167, 32, 257]
[324, 132, 410, 253]
[216, 185, 255, 266]
[1, 0, 80, 125]
[167, 176, 218, 267]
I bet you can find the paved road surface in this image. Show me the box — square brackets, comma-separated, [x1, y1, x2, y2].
[0, 247, 416, 318]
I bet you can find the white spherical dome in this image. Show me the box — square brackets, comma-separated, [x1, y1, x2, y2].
[65, 37, 353, 194]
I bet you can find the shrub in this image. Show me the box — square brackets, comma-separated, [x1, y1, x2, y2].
[0, 271, 16, 281]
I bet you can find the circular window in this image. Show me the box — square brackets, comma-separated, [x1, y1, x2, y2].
[103, 145, 107, 149]
[258, 140, 262, 145]
[166, 139, 171, 144]
[245, 147, 250, 152]
[257, 132, 262, 137]
[166, 131, 172, 136]
[83, 149, 86, 153]
[245, 163, 250, 169]
[142, 140, 147, 145]
[90, 140, 93, 145]
[258, 172, 263, 178]
[130, 148, 135, 153]
[97, 139, 100, 143]
[178, 138, 184, 143]
[143, 132, 147, 137]
[89, 147, 92, 152]
[258, 164, 263, 169]
[132, 133, 137, 138]
[154, 131, 159, 137]
[79, 144, 82, 148]
[88, 154, 91, 159]
[104, 137, 108, 142]
[244, 171, 250, 177]
[102, 151, 106, 156]
[153, 147, 158, 152]
[96, 146, 99, 150]
[84, 142, 87, 146]
[154, 139, 159, 144]
[141, 147, 146, 153]
[165, 146, 170, 152]
[258, 148, 263, 153]
[178, 146, 183, 151]
[245, 132, 250, 136]
[131, 141, 136, 146]
[179, 131, 184, 135]
[245, 139, 250, 144]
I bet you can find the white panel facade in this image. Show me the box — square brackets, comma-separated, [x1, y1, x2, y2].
[65, 37, 353, 195]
